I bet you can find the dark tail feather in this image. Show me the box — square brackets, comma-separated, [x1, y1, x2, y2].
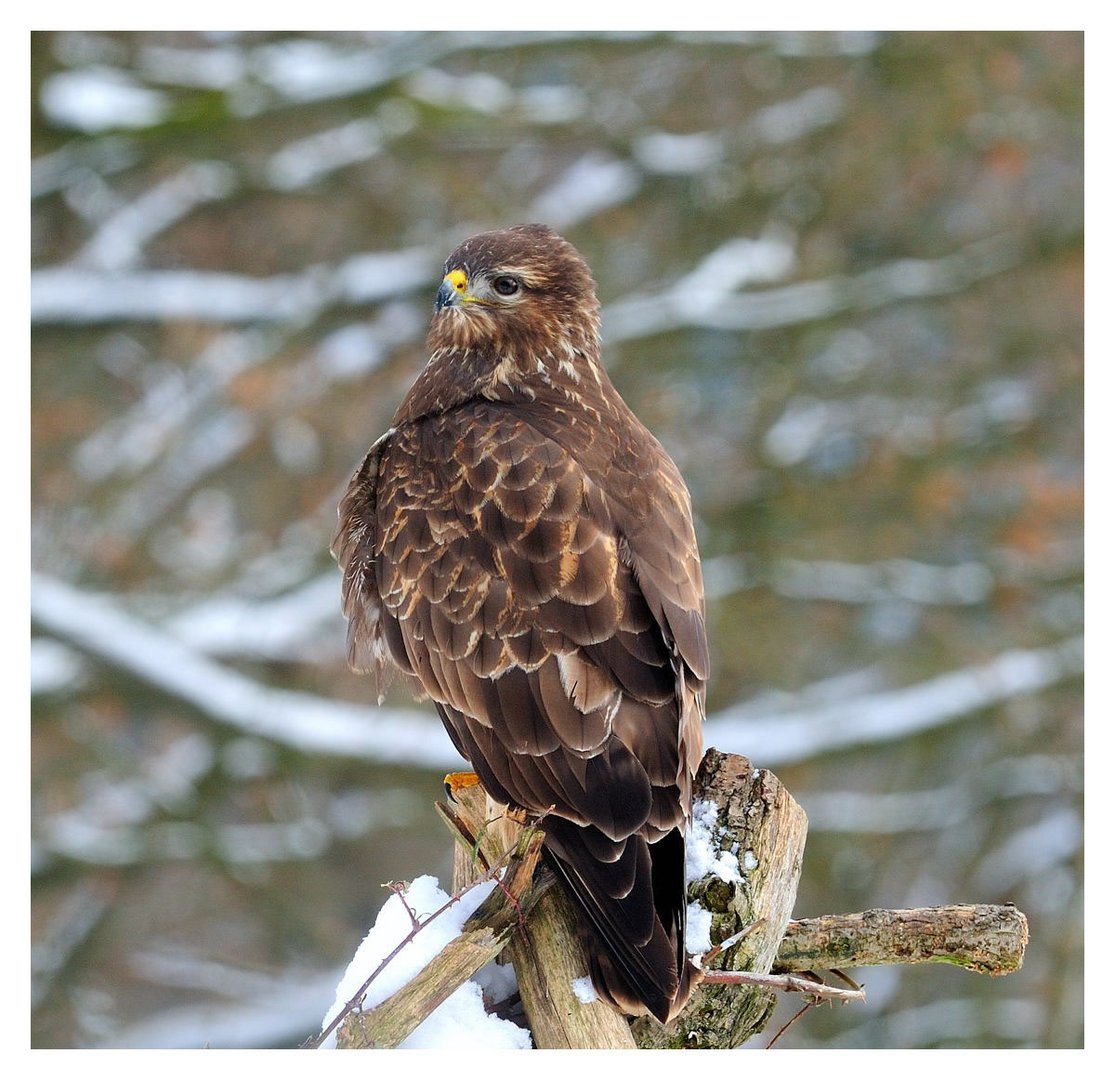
[584, 939, 701, 1024]
[543, 820, 695, 1024]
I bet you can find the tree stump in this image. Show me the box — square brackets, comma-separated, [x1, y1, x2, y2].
[632, 748, 809, 1048]
[444, 774, 637, 1048]
[328, 746, 1028, 1049]
[442, 749, 808, 1049]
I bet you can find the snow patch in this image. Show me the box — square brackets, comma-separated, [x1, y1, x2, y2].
[40, 67, 170, 132]
[571, 976, 598, 1004]
[320, 874, 531, 1049]
[686, 799, 743, 884]
[473, 957, 520, 1007]
[530, 152, 640, 229]
[685, 901, 713, 955]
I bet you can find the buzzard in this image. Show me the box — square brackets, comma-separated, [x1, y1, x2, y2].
[332, 224, 708, 1023]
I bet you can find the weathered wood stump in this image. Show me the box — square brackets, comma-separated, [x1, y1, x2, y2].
[632, 748, 809, 1048]
[445, 773, 637, 1049]
[332, 747, 1028, 1049]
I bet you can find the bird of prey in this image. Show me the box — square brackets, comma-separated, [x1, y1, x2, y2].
[332, 223, 708, 1023]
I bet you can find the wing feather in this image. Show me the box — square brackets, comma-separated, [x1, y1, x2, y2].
[335, 397, 707, 1022]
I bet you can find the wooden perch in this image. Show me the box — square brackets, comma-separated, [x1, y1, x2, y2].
[333, 747, 1029, 1049]
[633, 748, 810, 1048]
[334, 817, 545, 1048]
[443, 774, 638, 1049]
[773, 904, 1029, 977]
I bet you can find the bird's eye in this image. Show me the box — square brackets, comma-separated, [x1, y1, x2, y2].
[492, 276, 520, 297]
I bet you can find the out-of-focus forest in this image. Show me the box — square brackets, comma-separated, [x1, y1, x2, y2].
[30, 31, 1083, 1049]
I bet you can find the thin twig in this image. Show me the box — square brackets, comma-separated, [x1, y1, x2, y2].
[309, 834, 529, 1049]
[700, 968, 867, 1005]
[386, 881, 422, 931]
[701, 919, 765, 965]
[765, 1001, 815, 1049]
[310, 886, 471, 1048]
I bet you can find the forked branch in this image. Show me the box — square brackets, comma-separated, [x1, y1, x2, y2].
[330, 748, 1028, 1050]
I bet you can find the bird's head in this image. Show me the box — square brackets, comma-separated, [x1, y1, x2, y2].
[427, 223, 601, 361]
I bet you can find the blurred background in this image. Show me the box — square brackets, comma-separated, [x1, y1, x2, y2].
[30, 31, 1083, 1049]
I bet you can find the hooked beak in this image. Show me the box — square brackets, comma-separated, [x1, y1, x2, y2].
[435, 278, 458, 312]
[435, 268, 469, 313]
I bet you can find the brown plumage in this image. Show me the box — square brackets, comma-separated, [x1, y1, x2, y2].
[332, 223, 708, 1023]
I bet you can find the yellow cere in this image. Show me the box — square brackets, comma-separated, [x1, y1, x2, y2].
[445, 269, 468, 294]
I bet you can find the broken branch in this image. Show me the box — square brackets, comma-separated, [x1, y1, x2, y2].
[773, 904, 1029, 977]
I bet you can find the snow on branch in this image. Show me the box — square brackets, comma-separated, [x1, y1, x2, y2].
[31, 247, 432, 324]
[31, 571, 1082, 772]
[321, 752, 1028, 1049]
[603, 233, 1022, 343]
[706, 634, 1083, 766]
[30, 573, 450, 766]
[317, 816, 546, 1050]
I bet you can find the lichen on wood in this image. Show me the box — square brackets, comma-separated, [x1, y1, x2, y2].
[336, 749, 1030, 1050]
[632, 749, 809, 1049]
[773, 904, 1029, 978]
